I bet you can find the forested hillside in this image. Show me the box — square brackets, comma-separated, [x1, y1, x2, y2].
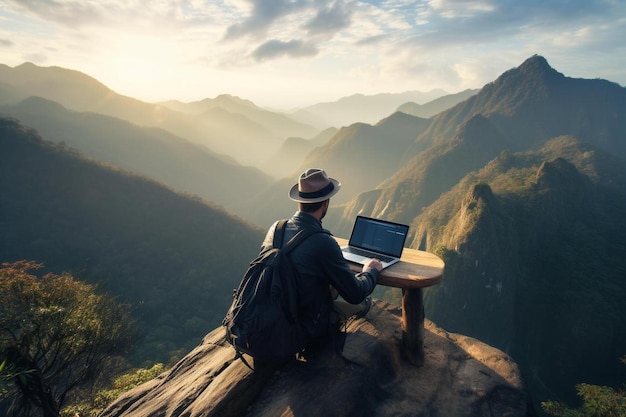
[417, 137, 626, 407]
[0, 117, 264, 364]
[0, 96, 274, 221]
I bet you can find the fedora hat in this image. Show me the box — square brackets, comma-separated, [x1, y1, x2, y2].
[289, 168, 341, 203]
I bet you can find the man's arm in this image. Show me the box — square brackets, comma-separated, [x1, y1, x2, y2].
[319, 236, 382, 304]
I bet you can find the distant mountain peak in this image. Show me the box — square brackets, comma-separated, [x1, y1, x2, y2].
[518, 54, 563, 78]
[495, 54, 564, 88]
[466, 55, 569, 118]
[16, 96, 67, 113]
[519, 54, 550, 71]
[16, 62, 38, 69]
[214, 94, 257, 108]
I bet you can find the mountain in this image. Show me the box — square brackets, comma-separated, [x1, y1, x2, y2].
[331, 55, 626, 411]
[0, 116, 264, 363]
[290, 89, 448, 128]
[396, 88, 479, 118]
[161, 94, 318, 143]
[247, 92, 481, 227]
[0, 82, 23, 106]
[418, 138, 626, 410]
[0, 62, 114, 110]
[0, 62, 320, 168]
[0, 96, 273, 221]
[303, 112, 432, 204]
[406, 55, 626, 156]
[342, 55, 626, 228]
[334, 112, 509, 234]
[245, 111, 433, 228]
[261, 127, 338, 179]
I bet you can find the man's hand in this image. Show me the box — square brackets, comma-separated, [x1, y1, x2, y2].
[363, 258, 383, 272]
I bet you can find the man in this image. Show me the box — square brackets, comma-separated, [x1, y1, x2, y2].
[261, 168, 382, 356]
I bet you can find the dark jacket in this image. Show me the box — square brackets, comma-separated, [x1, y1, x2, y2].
[262, 211, 379, 347]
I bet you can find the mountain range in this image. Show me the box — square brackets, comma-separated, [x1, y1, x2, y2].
[330, 55, 626, 411]
[0, 63, 471, 177]
[0, 96, 274, 220]
[1, 55, 625, 414]
[0, 116, 264, 363]
[289, 88, 452, 127]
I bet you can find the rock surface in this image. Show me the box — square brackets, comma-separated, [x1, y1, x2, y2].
[102, 301, 528, 417]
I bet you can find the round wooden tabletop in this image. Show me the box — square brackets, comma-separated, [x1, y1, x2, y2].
[334, 237, 444, 289]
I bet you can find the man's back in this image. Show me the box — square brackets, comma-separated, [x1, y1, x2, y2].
[263, 211, 378, 348]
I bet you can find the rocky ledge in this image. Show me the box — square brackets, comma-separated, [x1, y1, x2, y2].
[102, 301, 528, 417]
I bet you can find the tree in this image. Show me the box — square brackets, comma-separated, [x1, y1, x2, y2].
[62, 363, 166, 417]
[541, 356, 626, 417]
[0, 261, 136, 417]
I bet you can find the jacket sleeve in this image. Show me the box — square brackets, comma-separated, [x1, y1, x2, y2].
[261, 221, 279, 250]
[317, 234, 379, 304]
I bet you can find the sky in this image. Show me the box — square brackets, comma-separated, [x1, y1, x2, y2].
[0, 0, 625, 110]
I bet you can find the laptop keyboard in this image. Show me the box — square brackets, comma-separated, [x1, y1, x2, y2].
[345, 246, 395, 263]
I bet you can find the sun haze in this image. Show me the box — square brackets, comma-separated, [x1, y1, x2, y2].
[0, 0, 624, 109]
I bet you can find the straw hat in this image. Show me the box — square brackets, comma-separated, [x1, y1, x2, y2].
[288, 168, 341, 203]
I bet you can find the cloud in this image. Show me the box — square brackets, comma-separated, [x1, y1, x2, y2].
[2, 0, 624, 108]
[304, 1, 353, 35]
[9, 0, 105, 28]
[4, 0, 215, 31]
[223, 0, 357, 64]
[416, 0, 624, 44]
[252, 39, 318, 61]
[224, 0, 309, 40]
[355, 34, 388, 46]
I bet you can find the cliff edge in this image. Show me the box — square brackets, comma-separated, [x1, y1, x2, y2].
[102, 301, 528, 416]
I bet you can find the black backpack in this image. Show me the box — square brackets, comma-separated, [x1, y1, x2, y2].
[222, 220, 325, 367]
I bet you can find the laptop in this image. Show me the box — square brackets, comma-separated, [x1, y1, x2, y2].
[341, 216, 410, 269]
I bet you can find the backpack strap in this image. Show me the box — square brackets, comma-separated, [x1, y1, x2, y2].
[273, 219, 329, 254]
[272, 219, 289, 249]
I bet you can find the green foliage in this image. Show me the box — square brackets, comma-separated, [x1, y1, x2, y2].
[61, 363, 166, 417]
[542, 383, 626, 417]
[541, 356, 626, 417]
[432, 245, 461, 276]
[0, 359, 34, 398]
[0, 261, 136, 417]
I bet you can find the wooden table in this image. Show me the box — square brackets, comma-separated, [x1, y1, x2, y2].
[334, 237, 444, 366]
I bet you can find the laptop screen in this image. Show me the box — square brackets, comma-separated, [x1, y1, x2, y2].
[348, 216, 409, 258]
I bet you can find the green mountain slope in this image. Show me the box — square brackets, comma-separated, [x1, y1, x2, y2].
[0, 96, 273, 221]
[302, 112, 432, 203]
[0, 116, 264, 363]
[417, 137, 626, 409]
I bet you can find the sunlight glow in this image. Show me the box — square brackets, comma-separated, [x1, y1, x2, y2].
[0, 0, 623, 108]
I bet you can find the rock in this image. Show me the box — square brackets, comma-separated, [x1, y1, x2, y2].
[102, 301, 527, 417]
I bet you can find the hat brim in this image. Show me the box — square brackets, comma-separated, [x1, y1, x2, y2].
[288, 178, 341, 203]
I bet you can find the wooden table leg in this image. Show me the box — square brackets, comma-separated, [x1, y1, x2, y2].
[401, 288, 425, 366]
